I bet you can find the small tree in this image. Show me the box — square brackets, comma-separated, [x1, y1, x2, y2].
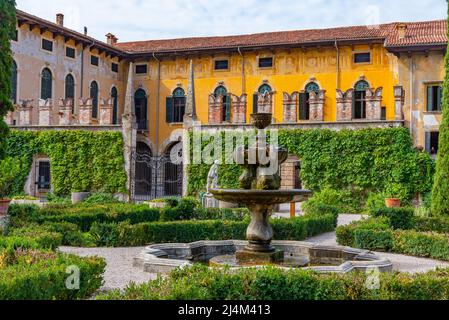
[0, 0, 17, 159]
[432, 1, 449, 215]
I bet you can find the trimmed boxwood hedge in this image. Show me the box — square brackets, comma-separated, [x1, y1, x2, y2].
[89, 214, 337, 247]
[98, 264, 449, 300]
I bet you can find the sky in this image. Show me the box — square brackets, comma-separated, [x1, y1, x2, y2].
[16, 0, 447, 43]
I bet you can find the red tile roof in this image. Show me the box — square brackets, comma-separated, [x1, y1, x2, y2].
[116, 20, 447, 54]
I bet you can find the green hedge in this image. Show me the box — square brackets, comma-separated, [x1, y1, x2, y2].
[89, 214, 337, 247]
[2, 130, 127, 196]
[98, 264, 449, 300]
[337, 218, 449, 261]
[0, 253, 105, 300]
[370, 207, 415, 230]
[187, 128, 435, 209]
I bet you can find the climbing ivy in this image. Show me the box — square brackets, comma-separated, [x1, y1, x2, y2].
[187, 127, 434, 207]
[3, 130, 127, 196]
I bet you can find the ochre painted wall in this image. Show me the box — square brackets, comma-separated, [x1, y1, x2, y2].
[134, 44, 399, 154]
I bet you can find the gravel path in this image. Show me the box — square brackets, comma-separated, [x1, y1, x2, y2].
[59, 214, 449, 291]
[59, 246, 157, 292]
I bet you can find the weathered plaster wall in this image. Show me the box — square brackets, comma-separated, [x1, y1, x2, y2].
[397, 51, 445, 148]
[10, 24, 126, 125]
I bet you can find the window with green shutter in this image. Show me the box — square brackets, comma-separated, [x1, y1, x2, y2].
[41, 68, 52, 100]
[166, 97, 174, 123]
[90, 81, 99, 118]
[111, 87, 118, 124]
[173, 88, 186, 123]
[214, 86, 231, 122]
[427, 85, 442, 112]
[353, 80, 369, 119]
[299, 92, 308, 120]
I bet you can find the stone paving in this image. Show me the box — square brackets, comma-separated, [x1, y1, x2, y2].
[59, 214, 449, 291]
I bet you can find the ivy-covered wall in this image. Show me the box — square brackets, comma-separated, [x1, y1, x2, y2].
[3, 130, 127, 196]
[187, 128, 434, 202]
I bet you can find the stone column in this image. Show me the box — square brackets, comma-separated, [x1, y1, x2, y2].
[231, 94, 247, 124]
[57, 98, 73, 125]
[365, 87, 383, 120]
[18, 99, 33, 126]
[336, 89, 353, 121]
[99, 98, 113, 125]
[208, 94, 223, 125]
[309, 90, 326, 122]
[394, 86, 405, 120]
[283, 92, 298, 123]
[38, 99, 53, 126]
[78, 98, 93, 125]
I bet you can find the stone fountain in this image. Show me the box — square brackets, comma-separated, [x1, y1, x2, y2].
[134, 113, 393, 274]
[210, 113, 311, 265]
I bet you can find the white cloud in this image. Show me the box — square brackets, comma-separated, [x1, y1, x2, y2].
[16, 0, 447, 42]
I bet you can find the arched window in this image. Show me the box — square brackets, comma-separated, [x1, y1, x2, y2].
[11, 61, 17, 103]
[258, 84, 272, 95]
[214, 86, 231, 122]
[65, 74, 75, 100]
[353, 80, 369, 119]
[299, 82, 320, 121]
[166, 88, 185, 123]
[90, 81, 99, 118]
[40, 68, 52, 100]
[111, 87, 118, 124]
[135, 89, 148, 130]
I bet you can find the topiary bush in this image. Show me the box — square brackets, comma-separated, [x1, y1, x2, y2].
[354, 229, 394, 251]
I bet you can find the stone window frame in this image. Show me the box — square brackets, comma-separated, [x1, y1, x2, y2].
[213, 58, 230, 72]
[352, 78, 371, 120]
[64, 73, 76, 101]
[135, 63, 149, 76]
[423, 81, 443, 114]
[258, 55, 275, 69]
[29, 155, 52, 197]
[89, 80, 100, 119]
[90, 54, 100, 67]
[40, 35, 55, 54]
[64, 44, 77, 60]
[352, 50, 372, 65]
[39, 66, 54, 101]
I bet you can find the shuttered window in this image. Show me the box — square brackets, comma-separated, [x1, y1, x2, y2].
[111, 87, 118, 124]
[166, 88, 186, 123]
[90, 81, 99, 118]
[11, 61, 17, 103]
[214, 86, 231, 122]
[40, 68, 52, 100]
[427, 85, 442, 112]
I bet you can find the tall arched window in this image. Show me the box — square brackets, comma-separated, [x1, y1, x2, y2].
[111, 87, 118, 124]
[90, 81, 99, 118]
[135, 89, 148, 130]
[353, 80, 369, 119]
[299, 82, 320, 120]
[11, 61, 17, 103]
[253, 84, 273, 113]
[65, 74, 75, 100]
[40, 68, 52, 100]
[214, 86, 230, 122]
[173, 88, 186, 123]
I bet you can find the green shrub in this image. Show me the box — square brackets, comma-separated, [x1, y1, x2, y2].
[393, 231, 449, 260]
[414, 216, 449, 234]
[354, 229, 394, 251]
[160, 197, 200, 221]
[370, 207, 415, 230]
[336, 217, 390, 247]
[83, 193, 120, 204]
[365, 192, 387, 212]
[6, 227, 62, 250]
[98, 264, 449, 301]
[88, 214, 336, 247]
[0, 253, 105, 300]
[302, 188, 358, 214]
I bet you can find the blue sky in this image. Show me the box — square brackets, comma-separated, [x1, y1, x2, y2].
[16, 0, 447, 43]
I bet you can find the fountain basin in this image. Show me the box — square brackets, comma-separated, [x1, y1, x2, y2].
[134, 240, 393, 274]
[210, 189, 312, 205]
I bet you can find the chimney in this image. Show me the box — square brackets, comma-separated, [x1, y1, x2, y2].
[106, 33, 118, 46]
[56, 13, 64, 27]
[397, 23, 407, 39]
[84, 26, 88, 36]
